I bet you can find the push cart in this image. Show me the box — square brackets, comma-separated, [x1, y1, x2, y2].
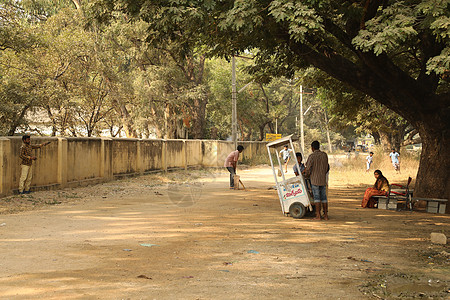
[266, 134, 312, 218]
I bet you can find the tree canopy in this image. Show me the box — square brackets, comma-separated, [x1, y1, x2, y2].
[90, 0, 449, 203]
[0, 0, 345, 144]
[1, 0, 449, 202]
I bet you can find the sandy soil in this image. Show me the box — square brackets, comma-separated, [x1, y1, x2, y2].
[0, 166, 448, 299]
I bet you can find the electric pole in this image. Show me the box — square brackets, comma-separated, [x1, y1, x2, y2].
[324, 109, 332, 153]
[232, 56, 237, 149]
[300, 85, 304, 153]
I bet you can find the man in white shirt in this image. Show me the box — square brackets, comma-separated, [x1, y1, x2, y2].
[279, 145, 292, 173]
[389, 149, 400, 172]
[366, 152, 374, 172]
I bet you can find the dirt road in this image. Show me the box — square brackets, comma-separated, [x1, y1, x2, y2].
[0, 167, 448, 299]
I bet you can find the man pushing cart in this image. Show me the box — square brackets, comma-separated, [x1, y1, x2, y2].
[266, 135, 312, 218]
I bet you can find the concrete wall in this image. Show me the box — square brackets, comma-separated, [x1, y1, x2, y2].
[0, 137, 268, 196]
[140, 139, 164, 172]
[67, 138, 102, 182]
[186, 140, 202, 167]
[111, 138, 139, 176]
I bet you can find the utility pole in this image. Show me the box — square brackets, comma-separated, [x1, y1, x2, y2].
[324, 109, 332, 153]
[231, 55, 254, 147]
[232, 56, 237, 149]
[300, 85, 304, 153]
[298, 85, 314, 153]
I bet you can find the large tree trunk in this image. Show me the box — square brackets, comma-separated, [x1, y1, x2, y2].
[371, 131, 381, 145]
[150, 103, 164, 138]
[414, 122, 450, 213]
[7, 105, 29, 136]
[291, 44, 450, 211]
[164, 103, 178, 139]
[259, 124, 265, 141]
[113, 102, 137, 138]
[189, 95, 207, 139]
[379, 132, 392, 150]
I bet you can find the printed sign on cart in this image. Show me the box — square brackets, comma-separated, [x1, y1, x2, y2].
[281, 183, 305, 201]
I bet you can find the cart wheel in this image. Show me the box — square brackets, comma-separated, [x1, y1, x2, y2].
[289, 202, 306, 219]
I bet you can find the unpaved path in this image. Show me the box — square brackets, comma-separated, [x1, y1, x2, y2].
[0, 167, 448, 299]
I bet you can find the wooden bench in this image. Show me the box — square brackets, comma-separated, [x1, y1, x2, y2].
[412, 197, 448, 214]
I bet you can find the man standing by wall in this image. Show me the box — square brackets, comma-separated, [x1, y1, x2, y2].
[303, 141, 329, 220]
[224, 145, 244, 189]
[18, 135, 51, 194]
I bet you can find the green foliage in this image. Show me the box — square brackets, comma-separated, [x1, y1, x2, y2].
[269, 0, 324, 42]
[352, 3, 417, 55]
[302, 67, 409, 149]
[205, 57, 232, 139]
[426, 47, 450, 76]
[0, 82, 33, 135]
[1, 0, 448, 148]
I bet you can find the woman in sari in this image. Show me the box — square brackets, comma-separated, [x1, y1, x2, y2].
[362, 170, 389, 208]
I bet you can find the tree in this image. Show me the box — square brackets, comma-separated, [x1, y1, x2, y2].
[302, 68, 413, 150]
[95, 0, 450, 205]
[206, 58, 301, 141]
[0, 2, 45, 135]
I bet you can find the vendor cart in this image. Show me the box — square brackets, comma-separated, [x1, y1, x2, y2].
[266, 134, 312, 218]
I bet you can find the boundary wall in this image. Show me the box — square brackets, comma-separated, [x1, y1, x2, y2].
[0, 137, 267, 196]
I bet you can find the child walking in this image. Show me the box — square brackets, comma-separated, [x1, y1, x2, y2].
[366, 152, 374, 172]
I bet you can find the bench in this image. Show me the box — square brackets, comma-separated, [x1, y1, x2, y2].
[372, 177, 413, 211]
[412, 197, 448, 214]
[372, 195, 411, 210]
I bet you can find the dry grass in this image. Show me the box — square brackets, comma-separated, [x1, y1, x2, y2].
[243, 149, 420, 190]
[329, 150, 419, 189]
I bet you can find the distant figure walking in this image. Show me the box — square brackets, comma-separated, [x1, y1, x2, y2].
[279, 145, 293, 173]
[362, 170, 389, 208]
[389, 149, 400, 173]
[224, 145, 244, 189]
[366, 152, 374, 172]
[19, 135, 51, 194]
[303, 141, 329, 220]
